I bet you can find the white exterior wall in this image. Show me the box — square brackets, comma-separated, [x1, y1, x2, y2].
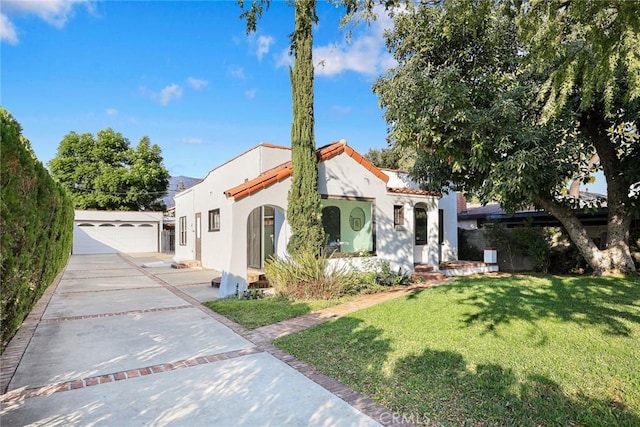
[439, 192, 459, 261]
[173, 145, 290, 269]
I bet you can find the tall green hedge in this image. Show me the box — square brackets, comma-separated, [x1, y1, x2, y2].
[1, 107, 74, 352]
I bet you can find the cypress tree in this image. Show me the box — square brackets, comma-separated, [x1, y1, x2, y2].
[286, 0, 325, 256]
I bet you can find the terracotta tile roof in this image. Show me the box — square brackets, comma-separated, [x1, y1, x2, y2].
[224, 140, 389, 201]
[387, 187, 441, 197]
[224, 162, 293, 201]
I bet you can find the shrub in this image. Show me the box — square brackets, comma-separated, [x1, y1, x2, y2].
[458, 228, 484, 261]
[1, 108, 74, 352]
[374, 260, 410, 286]
[264, 250, 357, 300]
[511, 223, 551, 273]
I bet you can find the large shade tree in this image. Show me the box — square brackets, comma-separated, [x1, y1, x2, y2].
[373, 0, 639, 274]
[49, 128, 170, 211]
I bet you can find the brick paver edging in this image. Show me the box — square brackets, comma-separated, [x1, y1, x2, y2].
[0, 265, 67, 394]
[0, 347, 262, 404]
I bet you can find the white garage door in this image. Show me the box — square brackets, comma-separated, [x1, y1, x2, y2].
[73, 222, 159, 254]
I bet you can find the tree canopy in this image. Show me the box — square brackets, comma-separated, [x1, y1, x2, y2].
[373, 0, 639, 274]
[49, 128, 170, 211]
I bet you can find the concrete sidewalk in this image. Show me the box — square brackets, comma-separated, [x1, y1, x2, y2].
[0, 254, 406, 426]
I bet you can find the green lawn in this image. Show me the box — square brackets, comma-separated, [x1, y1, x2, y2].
[204, 296, 352, 329]
[274, 275, 640, 426]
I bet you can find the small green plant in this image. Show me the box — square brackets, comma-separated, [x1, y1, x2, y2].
[237, 288, 265, 300]
[375, 260, 410, 286]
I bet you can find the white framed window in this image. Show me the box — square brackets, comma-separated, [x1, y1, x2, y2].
[179, 216, 187, 246]
[394, 205, 404, 228]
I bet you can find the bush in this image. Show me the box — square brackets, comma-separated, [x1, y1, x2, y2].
[458, 228, 484, 261]
[511, 223, 551, 273]
[1, 108, 74, 352]
[264, 250, 358, 300]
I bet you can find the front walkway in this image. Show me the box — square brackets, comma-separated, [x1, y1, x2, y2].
[0, 253, 432, 426]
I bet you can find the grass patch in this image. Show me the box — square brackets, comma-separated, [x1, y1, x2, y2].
[274, 275, 640, 426]
[204, 296, 351, 329]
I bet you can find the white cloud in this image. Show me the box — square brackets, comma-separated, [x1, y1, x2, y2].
[275, 48, 293, 70]
[106, 108, 118, 116]
[313, 9, 397, 77]
[2, 0, 93, 44]
[0, 13, 18, 44]
[156, 84, 183, 106]
[274, 5, 398, 78]
[245, 89, 257, 99]
[256, 35, 274, 61]
[181, 138, 202, 145]
[227, 65, 246, 79]
[186, 77, 208, 90]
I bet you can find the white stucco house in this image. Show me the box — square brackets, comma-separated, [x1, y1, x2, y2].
[174, 140, 458, 297]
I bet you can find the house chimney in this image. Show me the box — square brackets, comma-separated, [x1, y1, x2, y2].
[457, 193, 467, 213]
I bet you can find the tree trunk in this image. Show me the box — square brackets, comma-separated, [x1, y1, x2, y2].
[535, 108, 636, 275]
[535, 195, 607, 272]
[582, 109, 636, 274]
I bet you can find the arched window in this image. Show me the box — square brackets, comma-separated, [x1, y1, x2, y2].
[99, 223, 115, 227]
[139, 224, 153, 227]
[78, 223, 94, 227]
[119, 224, 134, 227]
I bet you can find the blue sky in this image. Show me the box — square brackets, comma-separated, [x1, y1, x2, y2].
[2, 0, 396, 179]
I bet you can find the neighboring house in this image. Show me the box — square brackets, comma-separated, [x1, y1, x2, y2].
[73, 210, 163, 254]
[457, 192, 609, 230]
[456, 193, 615, 251]
[174, 140, 459, 297]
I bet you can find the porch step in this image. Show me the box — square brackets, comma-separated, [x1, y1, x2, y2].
[248, 269, 270, 288]
[210, 273, 270, 289]
[412, 271, 448, 281]
[413, 263, 435, 273]
[439, 260, 488, 269]
[171, 260, 202, 269]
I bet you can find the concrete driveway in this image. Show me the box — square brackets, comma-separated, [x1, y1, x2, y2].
[0, 254, 395, 426]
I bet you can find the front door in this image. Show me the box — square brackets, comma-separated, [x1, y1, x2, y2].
[247, 208, 261, 269]
[247, 206, 276, 269]
[195, 212, 202, 261]
[413, 207, 428, 264]
[438, 208, 444, 263]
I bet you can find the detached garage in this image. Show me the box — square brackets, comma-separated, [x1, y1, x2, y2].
[73, 210, 163, 255]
